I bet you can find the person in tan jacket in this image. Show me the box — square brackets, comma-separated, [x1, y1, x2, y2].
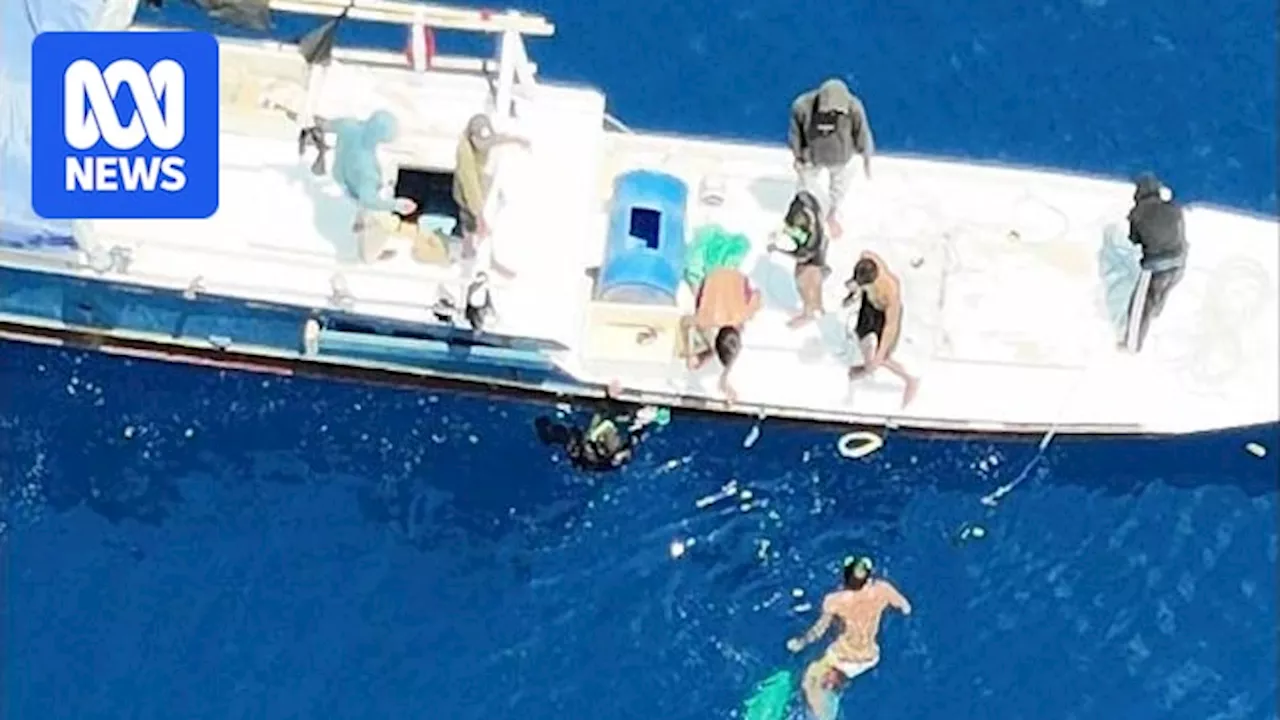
[452, 113, 528, 278]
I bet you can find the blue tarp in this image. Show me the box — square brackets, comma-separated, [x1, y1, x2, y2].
[1097, 222, 1142, 338]
[0, 0, 138, 249]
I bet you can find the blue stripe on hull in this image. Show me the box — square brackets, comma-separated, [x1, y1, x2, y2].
[0, 265, 308, 349]
[0, 265, 577, 387]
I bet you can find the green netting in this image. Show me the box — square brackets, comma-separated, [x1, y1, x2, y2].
[684, 224, 752, 288]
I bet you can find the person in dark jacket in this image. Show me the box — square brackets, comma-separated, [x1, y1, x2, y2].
[788, 78, 875, 239]
[769, 189, 831, 328]
[1125, 173, 1188, 352]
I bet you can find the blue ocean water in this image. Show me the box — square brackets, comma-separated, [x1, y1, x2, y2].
[3, 1, 1278, 718]
[3, 341, 1277, 719]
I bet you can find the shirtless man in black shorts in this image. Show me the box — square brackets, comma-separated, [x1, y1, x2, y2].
[843, 251, 919, 407]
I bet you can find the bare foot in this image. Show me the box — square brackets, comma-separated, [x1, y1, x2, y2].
[828, 215, 844, 239]
[901, 376, 920, 408]
[607, 379, 623, 397]
[787, 313, 815, 329]
[720, 380, 738, 405]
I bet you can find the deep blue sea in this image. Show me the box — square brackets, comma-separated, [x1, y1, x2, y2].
[3, 1, 1278, 718]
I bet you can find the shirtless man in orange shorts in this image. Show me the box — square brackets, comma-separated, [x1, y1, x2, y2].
[786, 556, 913, 720]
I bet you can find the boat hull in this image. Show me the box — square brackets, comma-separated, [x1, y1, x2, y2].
[1, 261, 1273, 440]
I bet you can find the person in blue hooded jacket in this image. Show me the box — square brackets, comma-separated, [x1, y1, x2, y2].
[327, 110, 417, 263]
[268, 103, 417, 263]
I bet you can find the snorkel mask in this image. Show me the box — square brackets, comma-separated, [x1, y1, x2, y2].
[634, 405, 672, 428]
[844, 555, 874, 579]
[779, 202, 817, 251]
[782, 224, 811, 247]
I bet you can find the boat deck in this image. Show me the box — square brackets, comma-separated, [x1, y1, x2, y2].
[580, 133, 1279, 432]
[49, 36, 1280, 434]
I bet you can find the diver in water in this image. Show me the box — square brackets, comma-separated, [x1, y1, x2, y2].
[786, 556, 912, 720]
[536, 402, 670, 471]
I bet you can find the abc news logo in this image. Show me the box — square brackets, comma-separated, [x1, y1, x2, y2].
[32, 31, 218, 220]
[63, 58, 187, 193]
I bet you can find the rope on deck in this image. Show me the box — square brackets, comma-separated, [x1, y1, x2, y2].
[1149, 256, 1273, 389]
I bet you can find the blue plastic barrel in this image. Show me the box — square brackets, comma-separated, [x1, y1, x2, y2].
[597, 170, 689, 305]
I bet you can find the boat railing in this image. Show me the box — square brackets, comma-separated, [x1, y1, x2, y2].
[254, 0, 553, 121]
[208, 32, 531, 76]
[1, 235, 470, 318]
[268, 0, 553, 34]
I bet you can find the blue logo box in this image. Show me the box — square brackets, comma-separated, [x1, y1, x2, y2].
[31, 31, 220, 220]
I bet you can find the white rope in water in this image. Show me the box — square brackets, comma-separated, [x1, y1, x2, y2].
[979, 363, 1086, 508]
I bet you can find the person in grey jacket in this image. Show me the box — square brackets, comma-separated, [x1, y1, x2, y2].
[788, 78, 875, 239]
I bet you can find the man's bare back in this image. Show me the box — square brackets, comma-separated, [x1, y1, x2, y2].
[822, 580, 910, 663]
[787, 559, 912, 720]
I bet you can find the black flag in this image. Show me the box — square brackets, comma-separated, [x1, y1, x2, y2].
[297, 4, 353, 66]
[295, 4, 354, 175]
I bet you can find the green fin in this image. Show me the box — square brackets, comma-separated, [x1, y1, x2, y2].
[742, 669, 794, 720]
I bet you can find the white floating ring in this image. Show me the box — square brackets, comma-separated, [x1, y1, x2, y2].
[837, 431, 883, 459]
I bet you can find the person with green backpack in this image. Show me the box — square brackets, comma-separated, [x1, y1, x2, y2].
[768, 189, 831, 329]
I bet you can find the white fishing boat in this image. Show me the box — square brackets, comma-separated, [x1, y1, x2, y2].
[1, 0, 1276, 437]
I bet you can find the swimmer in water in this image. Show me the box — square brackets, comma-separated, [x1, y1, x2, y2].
[535, 400, 669, 472]
[786, 556, 912, 720]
